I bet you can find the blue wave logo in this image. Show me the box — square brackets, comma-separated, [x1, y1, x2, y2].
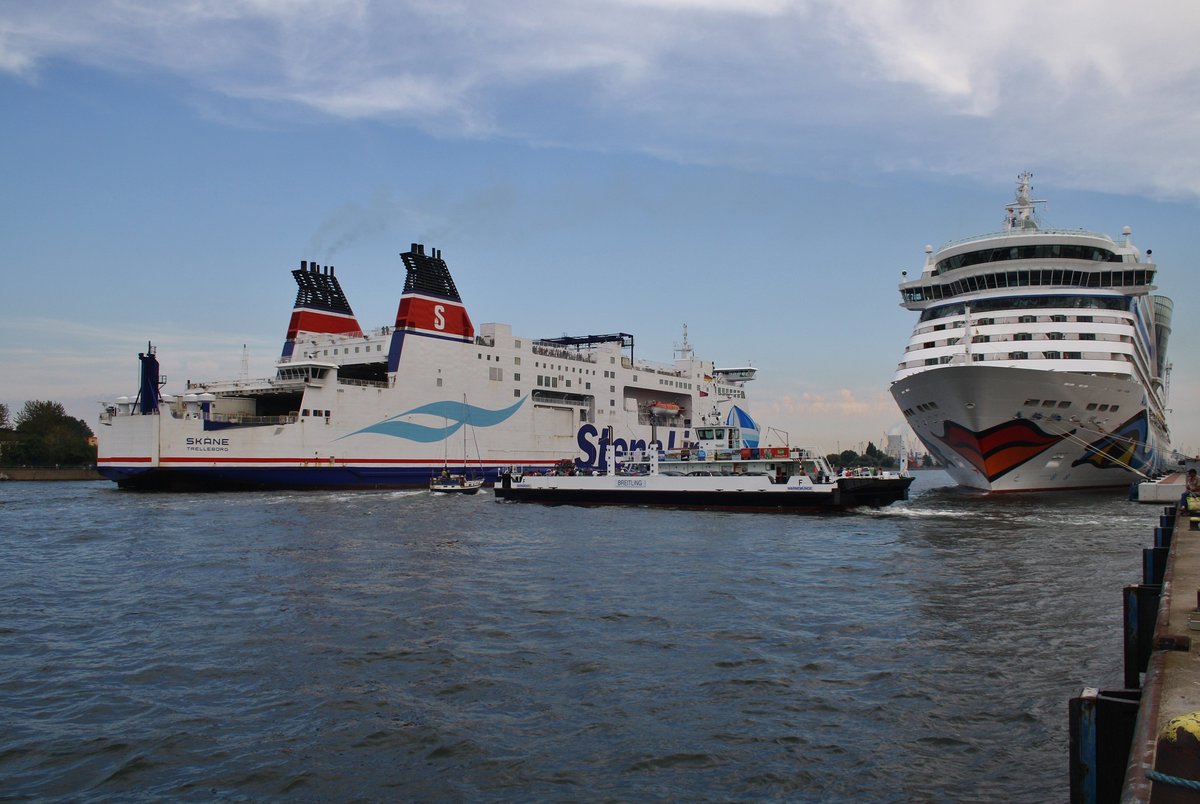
[342, 397, 526, 443]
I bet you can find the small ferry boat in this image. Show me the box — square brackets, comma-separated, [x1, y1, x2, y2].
[494, 424, 914, 512]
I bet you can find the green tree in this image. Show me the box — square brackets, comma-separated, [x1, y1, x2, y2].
[6, 401, 95, 466]
[0, 402, 10, 429]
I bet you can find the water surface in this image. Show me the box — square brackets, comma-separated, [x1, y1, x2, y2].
[0, 473, 1151, 800]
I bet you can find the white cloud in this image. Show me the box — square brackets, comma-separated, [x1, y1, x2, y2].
[3, 1, 1200, 195]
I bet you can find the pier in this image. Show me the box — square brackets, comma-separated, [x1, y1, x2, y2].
[1071, 490, 1200, 802]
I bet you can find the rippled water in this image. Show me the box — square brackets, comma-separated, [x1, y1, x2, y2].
[0, 473, 1155, 800]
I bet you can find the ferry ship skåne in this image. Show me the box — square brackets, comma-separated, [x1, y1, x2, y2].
[97, 244, 761, 490]
[890, 174, 1173, 492]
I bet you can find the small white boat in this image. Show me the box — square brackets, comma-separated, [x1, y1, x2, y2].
[430, 396, 484, 494]
[430, 471, 484, 494]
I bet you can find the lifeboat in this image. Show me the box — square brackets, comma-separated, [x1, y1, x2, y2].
[648, 401, 682, 417]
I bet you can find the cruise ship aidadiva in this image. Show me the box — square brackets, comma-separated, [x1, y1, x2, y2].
[890, 173, 1172, 492]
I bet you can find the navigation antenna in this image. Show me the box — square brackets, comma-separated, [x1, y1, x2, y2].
[240, 344, 249, 379]
[674, 324, 693, 360]
[1004, 171, 1046, 231]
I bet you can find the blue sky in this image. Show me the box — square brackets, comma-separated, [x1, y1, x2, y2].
[2, 0, 1199, 456]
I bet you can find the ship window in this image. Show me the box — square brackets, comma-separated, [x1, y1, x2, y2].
[514, 373, 521, 381]
[1098, 404, 1110, 411]
[586, 382, 591, 389]
[1042, 400, 1057, 407]
[1078, 315, 1093, 323]
[1058, 401, 1071, 408]
[437, 378, 443, 387]
[355, 347, 360, 353]
[1065, 352, 1082, 359]
[972, 353, 985, 362]
[1110, 405, 1119, 412]
[1087, 403, 1098, 410]
[323, 350, 328, 356]
[1011, 352, 1029, 360]
[515, 389, 521, 397]
[1080, 333, 1096, 341]
[1044, 351, 1061, 359]
[1048, 332, 1064, 340]
[924, 358, 938, 366]
[1015, 333, 1032, 341]
[1018, 315, 1036, 323]
[1024, 399, 1039, 406]
[1051, 315, 1067, 323]
[514, 357, 521, 365]
[302, 409, 310, 417]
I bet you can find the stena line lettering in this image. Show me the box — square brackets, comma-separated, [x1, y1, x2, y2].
[575, 424, 688, 470]
[434, 304, 446, 330]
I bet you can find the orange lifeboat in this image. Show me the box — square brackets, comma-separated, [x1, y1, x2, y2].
[648, 401, 682, 417]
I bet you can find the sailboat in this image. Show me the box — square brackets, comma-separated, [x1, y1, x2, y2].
[430, 398, 485, 494]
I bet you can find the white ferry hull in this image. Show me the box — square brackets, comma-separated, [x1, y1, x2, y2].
[892, 365, 1165, 492]
[99, 386, 701, 491]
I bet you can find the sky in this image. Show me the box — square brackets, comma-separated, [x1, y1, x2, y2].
[2, 0, 1199, 456]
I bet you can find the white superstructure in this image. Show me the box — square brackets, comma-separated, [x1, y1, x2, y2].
[890, 174, 1172, 492]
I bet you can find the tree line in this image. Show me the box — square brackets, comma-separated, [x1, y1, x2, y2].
[0, 401, 96, 467]
[825, 441, 898, 470]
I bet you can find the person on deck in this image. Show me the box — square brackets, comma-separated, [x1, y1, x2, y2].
[1181, 468, 1200, 514]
